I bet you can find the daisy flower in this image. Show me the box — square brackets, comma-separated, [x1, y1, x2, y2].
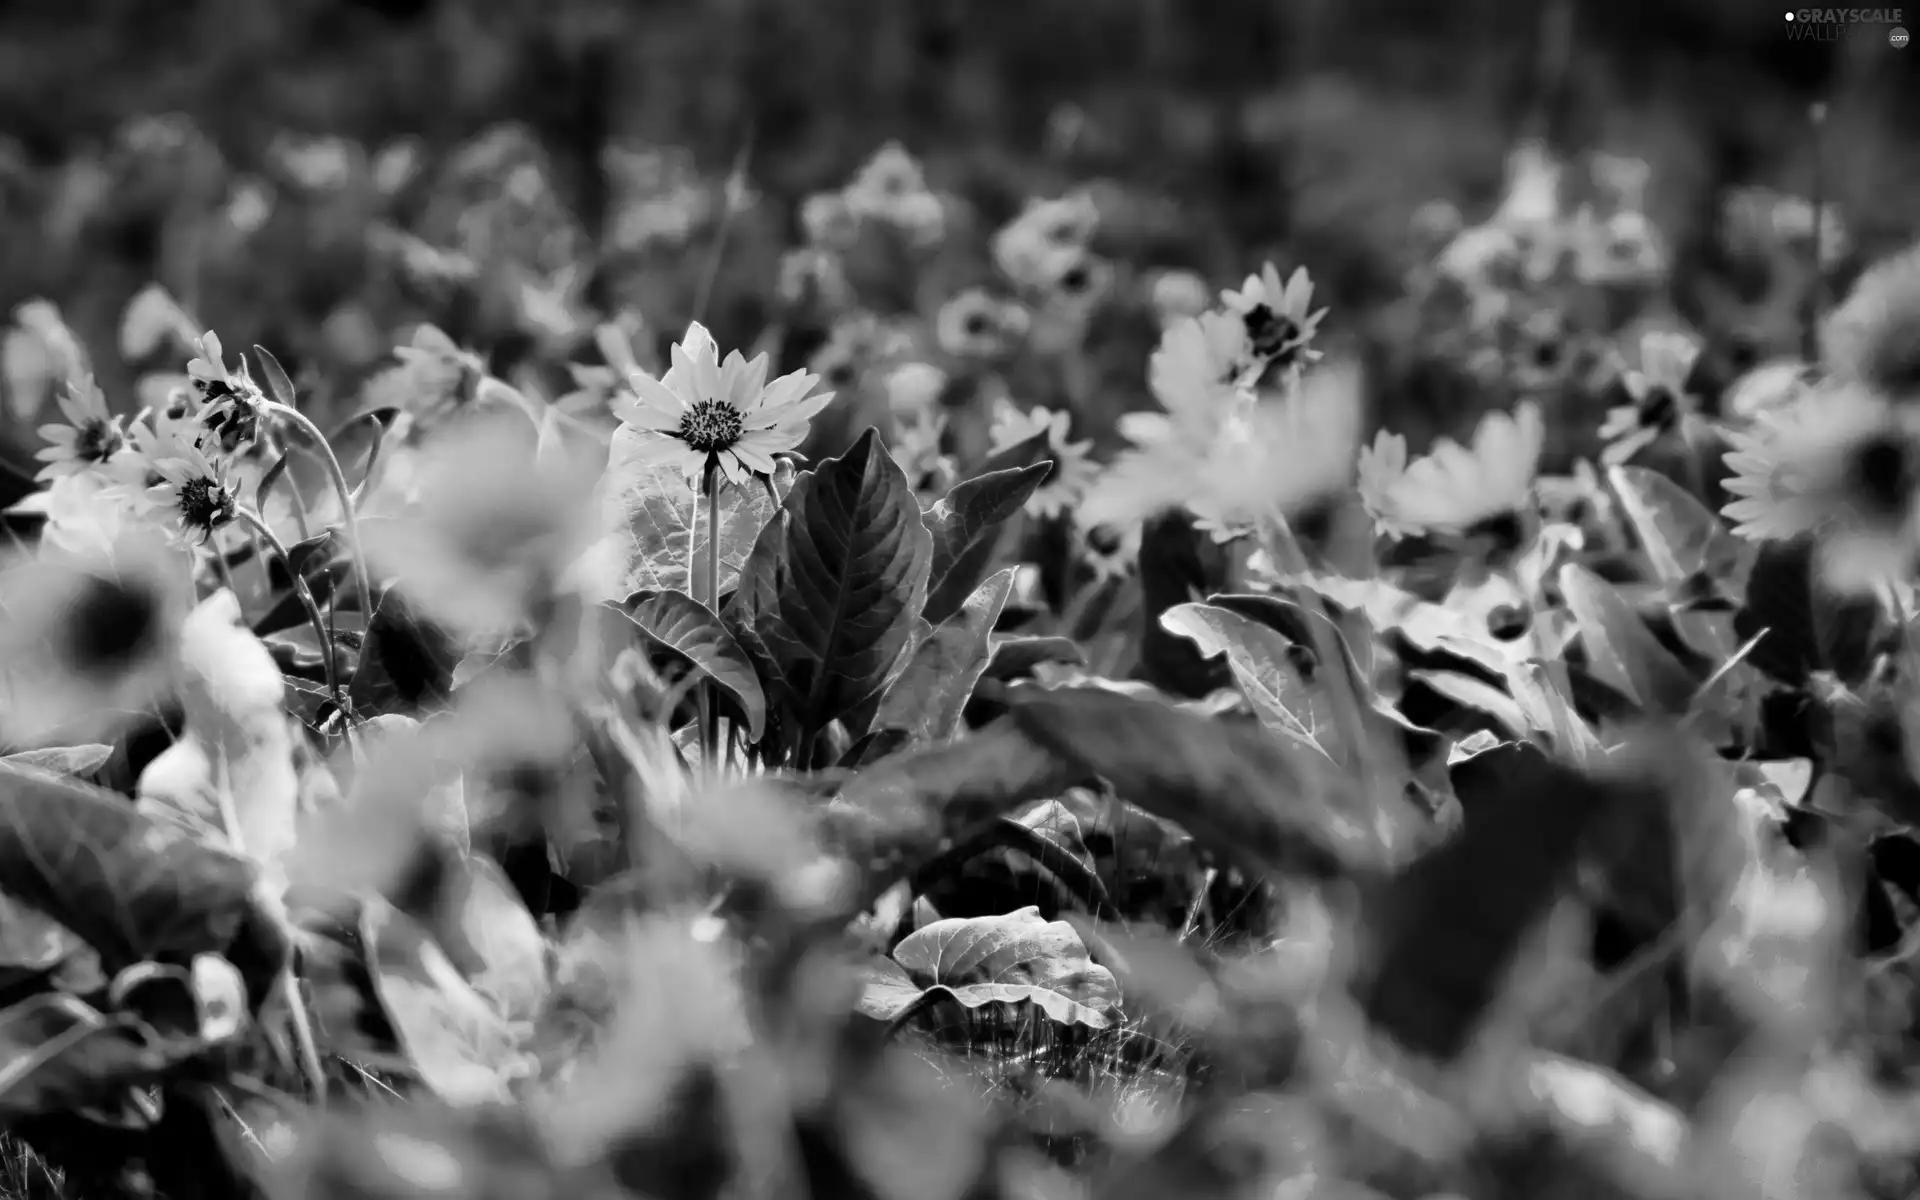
[1220, 263, 1327, 374]
[34, 374, 126, 481]
[1356, 429, 1417, 539]
[614, 322, 833, 488]
[841, 143, 945, 245]
[1146, 268, 1212, 328]
[1124, 309, 1255, 450]
[185, 331, 264, 451]
[993, 192, 1100, 289]
[1598, 330, 1703, 466]
[146, 435, 239, 545]
[1077, 518, 1141, 583]
[1720, 418, 1821, 543]
[35, 472, 140, 562]
[987, 400, 1098, 519]
[1370, 402, 1546, 538]
[884, 361, 950, 425]
[935, 288, 1029, 359]
[1724, 360, 1816, 423]
[888, 410, 953, 494]
[800, 191, 861, 251]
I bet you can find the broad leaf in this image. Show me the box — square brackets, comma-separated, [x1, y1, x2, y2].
[857, 906, 1119, 1030]
[0, 993, 174, 1120]
[0, 745, 111, 778]
[360, 899, 527, 1106]
[0, 762, 286, 986]
[439, 856, 550, 1025]
[1159, 603, 1323, 755]
[873, 569, 1015, 744]
[727, 428, 932, 742]
[1606, 465, 1745, 586]
[350, 587, 462, 717]
[624, 590, 767, 742]
[1557, 564, 1697, 715]
[981, 636, 1085, 684]
[921, 457, 1052, 625]
[252, 345, 299, 410]
[588, 426, 778, 601]
[1734, 537, 1882, 687]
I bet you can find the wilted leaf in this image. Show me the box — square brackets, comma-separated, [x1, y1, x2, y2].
[728, 429, 932, 742]
[624, 590, 767, 742]
[857, 906, 1120, 1030]
[921, 458, 1051, 625]
[873, 569, 1015, 744]
[0, 745, 112, 778]
[1557, 565, 1697, 714]
[360, 900, 527, 1106]
[589, 427, 777, 600]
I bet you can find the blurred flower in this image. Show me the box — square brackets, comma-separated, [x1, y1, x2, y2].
[1220, 263, 1326, 374]
[1124, 309, 1253, 450]
[4, 300, 87, 423]
[1590, 151, 1651, 213]
[34, 375, 125, 482]
[364, 413, 600, 641]
[270, 133, 354, 191]
[1823, 240, 1920, 401]
[35, 472, 140, 561]
[1575, 208, 1667, 285]
[1147, 268, 1212, 327]
[889, 410, 952, 491]
[800, 190, 861, 251]
[615, 322, 832, 487]
[1370, 402, 1545, 537]
[776, 247, 852, 311]
[935, 287, 1028, 359]
[988, 400, 1097, 519]
[372, 138, 423, 196]
[843, 142, 944, 245]
[884, 361, 949, 425]
[1495, 140, 1564, 229]
[0, 536, 188, 746]
[1724, 187, 1849, 268]
[223, 179, 274, 236]
[993, 192, 1099, 288]
[1357, 430, 1415, 539]
[1077, 518, 1140, 582]
[1720, 385, 1885, 546]
[1724, 359, 1815, 422]
[119, 284, 199, 362]
[1083, 361, 1365, 539]
[1437, 224, 1521, 286]
[1598, 330, 1703, 465]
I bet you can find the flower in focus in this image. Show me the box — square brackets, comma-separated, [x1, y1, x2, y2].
[1598, 330, 1703, 465]
[1220, 263, 1326, 374]
[987, 400, 1098, 519]
[185, 332, 264, 451]
[1082, 361, 1365, 540]
[34, 375, 125, 481]
[614, 322, 832, 487]
[1822, 240, 1920, 401]
[145, 434, 238, 545]
[0, 537, 188, 746]
[1370, 402, 1546, 537]
[935, 288, 1028, 359]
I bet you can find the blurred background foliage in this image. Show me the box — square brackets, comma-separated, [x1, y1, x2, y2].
[0, 0, 1911, 461]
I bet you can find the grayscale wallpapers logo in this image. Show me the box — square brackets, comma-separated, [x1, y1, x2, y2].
[1784, 8, 1908, 42]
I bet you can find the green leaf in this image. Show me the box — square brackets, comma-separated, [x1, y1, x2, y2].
[1557, 565, 1698, 715]
[873, 569, 1015, 744]
[1159, 602, 1325, 756]
[0, 745, 112, 779]
[439, 856, 550, 1026]
[982, 636, 1086, 684]
[0, 993, 175, 1120]
[360, 899, 526, 1106]
[589, 426, 778, 600]
[1606, 465, 1745, 586]
[922, 458, 1052, 625]
[625, 590, 767, 742]
[251, 345, 299, 411]
[727, 428, 932, 742]
[349, 588, 462, 717]
[0, 763, 289, 989]
[856, 906, 1119, 1030]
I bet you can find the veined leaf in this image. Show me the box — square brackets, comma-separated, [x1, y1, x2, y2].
[1606, 465, 1745, 586]
[587, 426, 779, 601]
[857, 905, 1119, 1031]
[1160, 602, 1324, 756]
[727, 429, 932, 742]
[625, 590, 767, 742]
[873, 569, 1015, 744]
[1558, 564, 1697, 715]
[922, 453, 1052, 625]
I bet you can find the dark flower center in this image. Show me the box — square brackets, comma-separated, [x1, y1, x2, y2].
[1464, 509, 1528, 555]
[1085, 524, 1124, 556]
[1637, 385, 1678, 431]
[1243, 304, 1301, 360]
[963, 312, 990, 337]
[1532, 338, 1564, 370]
[1853, 433, 1915, 518]
[77, 420, 124, 463]
[1487, 602, 1531, 641]
[60, 572, 159, 678]
[177, 476, 235, 534]
[677, 399, 745, 454]
[1059, 265, 1090, 295]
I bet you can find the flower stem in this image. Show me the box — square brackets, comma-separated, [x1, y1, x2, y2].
[237, 506, 354, 741]
[701, 464, 724, 770]
[266, 402, 377, 623]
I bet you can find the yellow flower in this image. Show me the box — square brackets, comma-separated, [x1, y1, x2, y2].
[185, 331, 264, 451]
[34, 374, 126, 481]
[1356, 429, 1416, 539]
[993, 192, 1100, 289]
[1219, 263, 1326, 373]
[1370, 402, 1545, 536]
[1146, 268, 1212, 328]
[1822, 239, 1920, 400]
[888, 410, 953, 494]
[1123, 309, 1253, 450]
[1598, 330, 1702, 466]
[614, 322, 833, 487]
[935, 288, 1028, 359]
[987, 400, 1098, 519]
[144, 433, 238, 545]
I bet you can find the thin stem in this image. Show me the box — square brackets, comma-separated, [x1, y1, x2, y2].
[237, 507, 353, 739]
[266, 402, 377, 622]
[701, 464, 724, 770]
